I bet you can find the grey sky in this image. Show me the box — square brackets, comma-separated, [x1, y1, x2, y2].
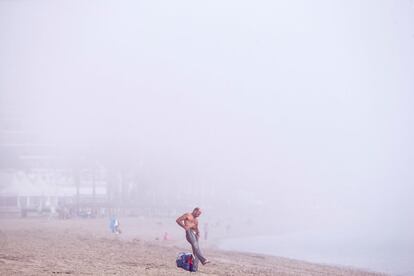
[1, 0, 413, 232]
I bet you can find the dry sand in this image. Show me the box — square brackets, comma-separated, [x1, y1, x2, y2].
[0, 217, 386, 275]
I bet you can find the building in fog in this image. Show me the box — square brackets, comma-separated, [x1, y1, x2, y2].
[0, 109, 221, 218]
[0, 110, 108, 217]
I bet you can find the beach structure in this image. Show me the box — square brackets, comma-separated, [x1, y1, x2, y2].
[0, 111, 108, 217]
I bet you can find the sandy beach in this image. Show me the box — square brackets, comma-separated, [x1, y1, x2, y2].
[0, 217, 386, 276]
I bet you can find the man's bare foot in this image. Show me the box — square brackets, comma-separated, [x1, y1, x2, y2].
[202, 260, 210, 265]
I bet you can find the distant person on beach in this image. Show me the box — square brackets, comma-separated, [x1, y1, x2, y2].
[204, 222, 209, 240]
[110, 216, 121, 234]
[176, 207, 210, 265]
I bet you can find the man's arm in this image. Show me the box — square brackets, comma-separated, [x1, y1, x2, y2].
[176, 213, 189, 230]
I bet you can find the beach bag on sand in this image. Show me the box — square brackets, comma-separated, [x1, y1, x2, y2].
[176, 252, 198, 272]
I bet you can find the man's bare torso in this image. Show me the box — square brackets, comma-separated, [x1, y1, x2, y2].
[176, 208, 203, 238]
[183, 213, 198, 231]
[176, 212, 199, 233]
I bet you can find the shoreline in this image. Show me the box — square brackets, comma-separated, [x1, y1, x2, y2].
[216, 230, 414, 276]
[0, 217, 387, 275]
[215, 243, 382, 276]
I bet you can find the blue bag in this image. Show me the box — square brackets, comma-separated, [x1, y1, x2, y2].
[176, 252, 198, 272]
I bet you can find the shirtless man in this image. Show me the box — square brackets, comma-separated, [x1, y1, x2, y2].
[176, 207, 210, 265]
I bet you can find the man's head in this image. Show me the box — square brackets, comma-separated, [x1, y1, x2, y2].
[192, 207, 202, 217]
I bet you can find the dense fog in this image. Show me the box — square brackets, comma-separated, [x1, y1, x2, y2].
[1, 0, 413, 264]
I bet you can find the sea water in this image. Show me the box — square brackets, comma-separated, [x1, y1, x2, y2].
[219, 230, 414, 276]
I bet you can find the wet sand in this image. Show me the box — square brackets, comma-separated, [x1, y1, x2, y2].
[0, 218, 386, 275]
